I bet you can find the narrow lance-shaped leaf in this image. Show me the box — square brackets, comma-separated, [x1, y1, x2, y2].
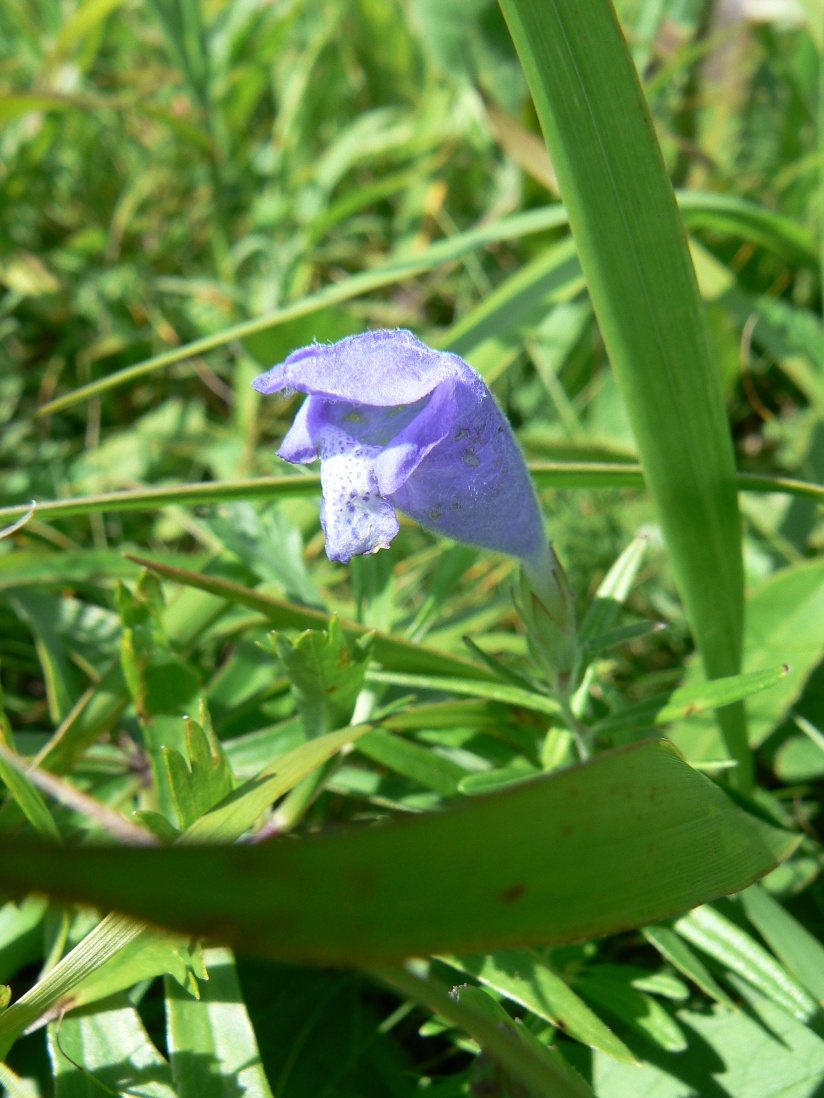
[0, 467, 822, 528]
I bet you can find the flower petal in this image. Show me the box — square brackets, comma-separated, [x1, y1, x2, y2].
[277, 396, 318, 464]
[252, 330, 458, 407]
[389, 374, 546, 563]
[254, 329, 548, 568]
[308, 405, 400, 563]
[374, 381, 455, 497]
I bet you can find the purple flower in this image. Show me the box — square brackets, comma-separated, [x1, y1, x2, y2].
[252, 330, 547, 568]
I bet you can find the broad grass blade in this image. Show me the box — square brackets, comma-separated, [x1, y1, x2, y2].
[498, 0, 749, 781]
[0, 740, 797, 966]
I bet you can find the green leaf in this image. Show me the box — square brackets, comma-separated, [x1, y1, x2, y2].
[365, 669, 559, 718]
[271, 618, 372, 738]
[592, 665, 790, 741]
[461, 634, 542, 693]
[589, 976, 824, 1097]
[0, 685, 61, 842]
[375, 968, 592, 1098]
[0, 1063, 42, 1098]
[127, 555, 495, 681]
[36, 661, 129, 775]
[0, 727, 363, 1056]
[442, 950, 635, 1062]
[579, 534, 649, 644]
[458, 761, 540, 796]
[584, 621, 663, 657]
[163, 705, 235, 832]
[52, 0, 126, 59]
[677, 191, 819, 269]
[498, 0, 747, 780]
[738, 884, 824, 1005]
[0, 740, 798, 966]
[739, 562, 824, 747]
[48, 993, 177, 1098]
[52, 927, 206, 1013]
[201, 503, 324, 609]
[0, 897, 48, 986]
[439, 236, 584, 377]
[670, 558, 824, 765]
[572, 968, 687, 1052]
[164, 947, 273, 1098]
[9, 590, 80, 724]
[117, 573, 202, 724]
[0, 913, 138, 1060]
[0, 550, 138, 591]
[184, 723, 372, 845]
[117, 573, 202, 819]
[145, 0, 211, 110]
[674, 904, 818, 1021]
[642, 923, 735, 1009]
[1, 467, 822, 528]
[356, 728, 467, 797]
[0, 744, 62, 842]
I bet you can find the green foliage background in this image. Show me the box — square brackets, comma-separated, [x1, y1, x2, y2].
[1, 0, 824, 1094]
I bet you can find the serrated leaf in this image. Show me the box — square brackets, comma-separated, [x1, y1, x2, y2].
[183, 722, 371, 845]
[271, 618, 372, 738]
[163, 705, 235, 831]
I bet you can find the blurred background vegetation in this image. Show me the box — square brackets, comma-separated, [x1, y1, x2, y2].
[2, 0, 824, 1094]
